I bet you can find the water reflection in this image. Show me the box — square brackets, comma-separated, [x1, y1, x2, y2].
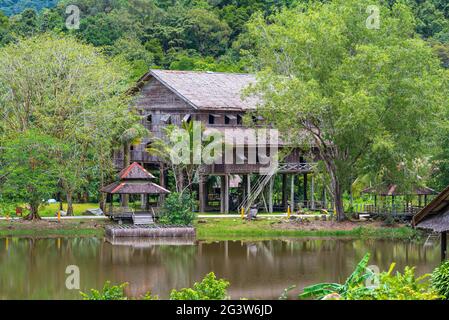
[0, 237, 440, 299]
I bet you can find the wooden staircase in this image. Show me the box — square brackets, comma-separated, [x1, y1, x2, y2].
[424, 232, 440, 247]
[132, 213, 154, 225]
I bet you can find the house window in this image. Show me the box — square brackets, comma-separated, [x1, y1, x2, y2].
[146, 114, 152, 124]
[183, 114, 192, 123]
[209, 114, 215, 124]
[161, 114, 172, 124]
[225, 115, 236, 125]
[237, 114, 243, 125]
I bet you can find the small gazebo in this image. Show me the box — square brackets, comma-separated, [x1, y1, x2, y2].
[361, 184, 437, 207]
[101, 162, 170, 224]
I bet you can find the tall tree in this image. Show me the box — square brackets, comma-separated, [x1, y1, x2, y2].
[0, 34, 142, 215]
[247, 0, 448, 220]
[0, 131, 62, 220]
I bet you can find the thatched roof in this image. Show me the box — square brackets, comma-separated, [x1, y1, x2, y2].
[361, 184, 436, 196]
[133, 69, 259, 111]
[101, 181, 169, 195]
[118, 162, 155, 180]
[413, 184, 449, 232]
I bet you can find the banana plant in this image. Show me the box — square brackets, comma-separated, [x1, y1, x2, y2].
[299, 253, 375, 299]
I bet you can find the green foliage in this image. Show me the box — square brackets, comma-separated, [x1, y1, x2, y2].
[431, 260, 449, 299]
[300, 253, 374, 299]
[160, 192, 197, 225]
[0, 33, 142, 210]
[0, 130, 63, 218]
[169, 272, 230, 300]
[0, 0, 59, 16]
[247, 0, 449, 220]
[300, 253, 440, 300]
[347, 264, 440, 300]
[80, 281, 128, 300]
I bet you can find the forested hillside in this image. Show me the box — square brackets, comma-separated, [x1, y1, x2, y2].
[0, 0, 59, 16]
[0, 0, 448, 79]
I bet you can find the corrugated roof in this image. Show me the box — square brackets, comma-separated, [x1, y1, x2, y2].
[148, 69, 259, 111]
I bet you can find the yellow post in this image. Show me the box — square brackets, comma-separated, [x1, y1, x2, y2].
[5, 237, 9, 251]
[57, 238, 61, 250]
[57, 210, 61, 223]
[240, 207, 244, 219]
[287, 206, 291, 218]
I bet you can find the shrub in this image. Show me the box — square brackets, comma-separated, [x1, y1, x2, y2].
[169, 272, 230, 300]
[160, 192, 197, 225]
[431, 260, 449, 299]
[300, 253, 440, 300]
[80, 281, 128, 300]
[346, 264, 440, 300]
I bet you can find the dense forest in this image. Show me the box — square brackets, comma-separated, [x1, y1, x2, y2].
[0, 0, 59, 16]
[0, 0, 448, 79]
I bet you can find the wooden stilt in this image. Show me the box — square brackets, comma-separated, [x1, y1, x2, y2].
[224, 174, 229, 214]
[311, 175, 315, 210]
[199, 175, 206, 213]
[282, 174, 287, 210]
[303, 173, 308, 207]
[247, 174, 251, 196]
[442, 231, 447, 262]
[268, 176, 274, 213]
[220, 176, 225, 213]
[290, 175, 295, 213]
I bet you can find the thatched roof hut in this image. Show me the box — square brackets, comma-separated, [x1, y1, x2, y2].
[412, 184, 449, 261]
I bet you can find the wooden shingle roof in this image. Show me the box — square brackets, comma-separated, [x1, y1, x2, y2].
[118, 162, 155, 180]
[134, 69, 259, 111]
[100, 162, 169, 195]
[413, 184, 449, 232]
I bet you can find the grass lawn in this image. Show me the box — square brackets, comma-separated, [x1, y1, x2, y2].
[38, 202, 100, 217]
[0, 219, 109, 237]
[0, 211, 420, 240]
[195, 218, 420, 240]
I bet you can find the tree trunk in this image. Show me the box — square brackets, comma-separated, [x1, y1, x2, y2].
[323, 157, 346, 221]
[66, 192, 74, 216]
[25, 202, 41, 221]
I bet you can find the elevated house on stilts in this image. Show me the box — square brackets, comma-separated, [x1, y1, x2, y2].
[115, 70, 320, 213]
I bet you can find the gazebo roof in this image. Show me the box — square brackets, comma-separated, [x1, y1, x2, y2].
[413, 184, 449, 232]
[361, 184, 436, 196]
[118, 162, 155, 180]
[101, 162, 169, 195]
[101, 181, 170, 194]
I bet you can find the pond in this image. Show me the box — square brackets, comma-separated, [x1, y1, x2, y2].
[0, 237, 441, 299]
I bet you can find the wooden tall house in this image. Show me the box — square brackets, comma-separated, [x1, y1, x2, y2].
[116, 69, 316, 213]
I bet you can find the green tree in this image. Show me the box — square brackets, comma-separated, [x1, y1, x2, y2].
[0, 34, 141, 214]
[0, 131, 62, 220]
[247, 0, 448, 220]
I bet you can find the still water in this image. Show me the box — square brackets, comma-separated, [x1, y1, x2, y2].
[0, 237, 441, 299]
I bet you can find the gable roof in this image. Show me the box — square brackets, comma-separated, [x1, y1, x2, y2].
[118, 162, 155, 180]
[134, 69, 259, 111]
[412, 184, 449, 232]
